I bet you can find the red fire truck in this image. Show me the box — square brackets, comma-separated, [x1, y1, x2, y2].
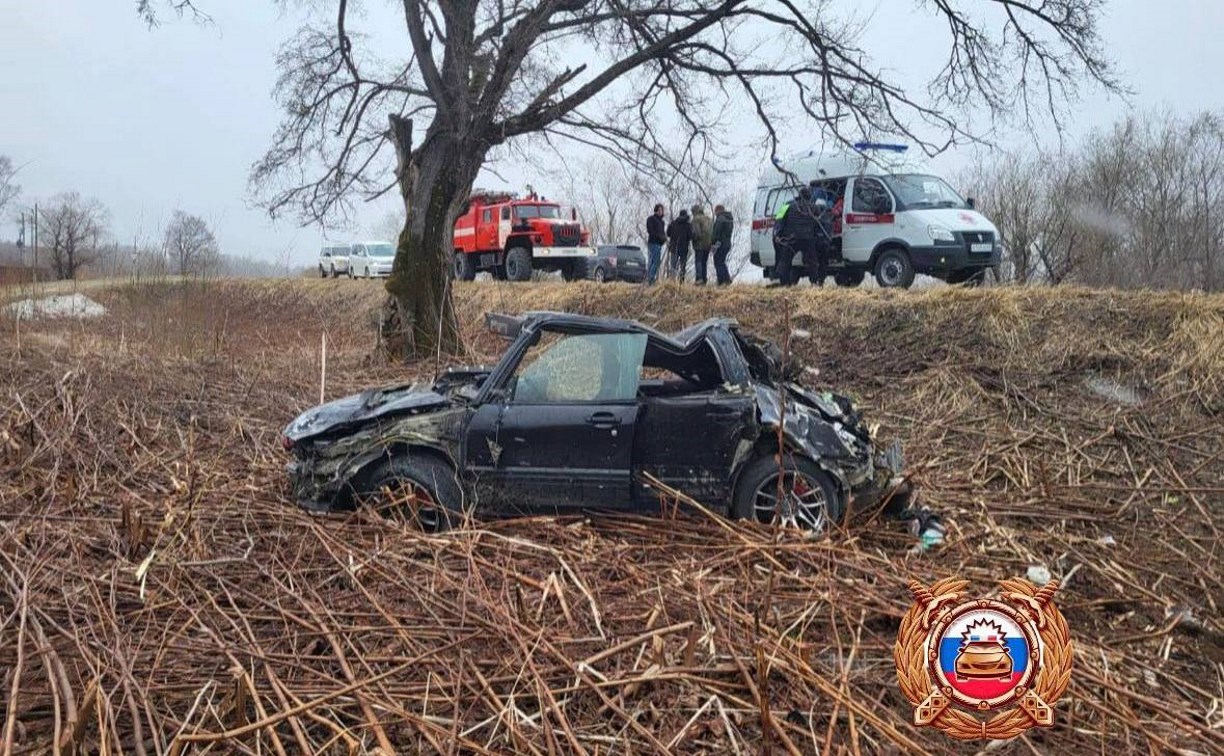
[452, 191, 597, 281]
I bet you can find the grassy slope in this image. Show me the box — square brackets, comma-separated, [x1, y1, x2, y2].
[1, 278, 1221, 754]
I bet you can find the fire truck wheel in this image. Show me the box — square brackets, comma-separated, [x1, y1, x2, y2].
[453, 252, 477, 282]
[505, 247, 532, 281]
[560, 262, 578, 282]
[492, 265, 508, 281]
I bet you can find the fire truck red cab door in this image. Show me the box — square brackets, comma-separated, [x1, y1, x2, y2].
[476, 208, 498, 252]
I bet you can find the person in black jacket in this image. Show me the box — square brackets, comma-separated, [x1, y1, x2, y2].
[779, 186, 822, 286]
[665, 209, 693, 282]
[645, 204, 667, 284]
[710, 205, 734, 285]
[811, 197, 835, 286]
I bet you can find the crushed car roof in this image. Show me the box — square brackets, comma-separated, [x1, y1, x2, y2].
[486, 311, 739, 350]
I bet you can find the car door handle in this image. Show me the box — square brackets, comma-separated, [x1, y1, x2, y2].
[586, 412, 620, 429]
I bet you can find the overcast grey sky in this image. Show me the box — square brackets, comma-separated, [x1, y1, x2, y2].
[2, 0, 1222, 266]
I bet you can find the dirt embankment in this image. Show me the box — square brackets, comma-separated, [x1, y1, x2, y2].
[1, 279, 1221, 754]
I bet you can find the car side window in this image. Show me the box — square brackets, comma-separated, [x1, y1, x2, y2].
[852, 178, 892, 214]
[501, 207, 510, 221]
[482, 209, 493, 223]
[511, 333, 647, 403]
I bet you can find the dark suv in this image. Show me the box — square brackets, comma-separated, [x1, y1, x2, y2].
[283, 312, 905, 532]
[575, 245, 647, 283]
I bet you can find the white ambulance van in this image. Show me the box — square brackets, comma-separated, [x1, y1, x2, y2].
[750, 143, 1001, 287]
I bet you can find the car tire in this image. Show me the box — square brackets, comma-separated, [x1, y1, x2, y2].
[834, 269, 865, 288]
[505, 247, 532, 281]
[453, 252, 477, 282]
[593, 266, 608, 283]
[319, 265, 326, 278]
[355, 455, 464, 532]
[874, 248, 915, 289]
[329, 265, 338, 278]
[732, 454, 844, 533]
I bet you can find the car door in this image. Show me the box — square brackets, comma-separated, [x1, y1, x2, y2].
[633, 335, 756, 505]
[464, 331, 648, 512]
[842, 177, 897, 264]
[352, 245, 366, 276]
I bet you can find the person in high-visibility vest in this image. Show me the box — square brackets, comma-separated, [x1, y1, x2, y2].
[772, 196, 797, 285]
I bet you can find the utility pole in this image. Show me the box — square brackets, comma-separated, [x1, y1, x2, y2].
[16, 211, 25, 265]
[33, 203, 39, 280]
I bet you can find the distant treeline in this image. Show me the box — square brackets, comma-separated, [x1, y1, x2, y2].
[0, 241, 293, 280]
[961, 110, 1224, 291]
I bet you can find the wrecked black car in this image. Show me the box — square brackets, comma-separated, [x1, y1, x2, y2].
[282, 312, 906, 532]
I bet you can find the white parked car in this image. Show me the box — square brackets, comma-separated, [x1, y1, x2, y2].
[349, 242, 396, 278]
[318, 243, 351, 278]
[750, 143, 1002, 287]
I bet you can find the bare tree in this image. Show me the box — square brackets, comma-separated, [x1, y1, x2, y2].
[0, 156, 19, 218]
[225, 0, 1119, 356]
[163, 210, 221, 277]
[37, 192, 108, 280]
[371, 209, 405, 244]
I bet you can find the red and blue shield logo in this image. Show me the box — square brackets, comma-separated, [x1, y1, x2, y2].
[931, 605, 1040, 706]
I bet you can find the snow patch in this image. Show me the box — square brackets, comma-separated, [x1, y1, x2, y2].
[5, 293, 108, 320]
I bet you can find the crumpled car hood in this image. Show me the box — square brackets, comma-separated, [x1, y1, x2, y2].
[284, 383, 451, 442]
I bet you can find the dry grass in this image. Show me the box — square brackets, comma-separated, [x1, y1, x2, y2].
[0, 278, 1221, 755]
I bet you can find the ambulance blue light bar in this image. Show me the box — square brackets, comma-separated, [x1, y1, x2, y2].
[854, 142, 909, 153]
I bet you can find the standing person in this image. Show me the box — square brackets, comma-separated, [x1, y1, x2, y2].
[810, 198, 834, 286]
[690, 204, 713, 285]
[772, 196, 796, 286]
[665, 209, 693, 282]
[780, 186, 820, 286]
[645, 204, 667, 284]
[710, 205, 734, 286]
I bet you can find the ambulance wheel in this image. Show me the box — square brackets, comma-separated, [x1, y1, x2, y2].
[874, 248, 915, 289]
[505, 247, 533, 281]
[834, 269, 865, 288]
[453, 252, 477, 282]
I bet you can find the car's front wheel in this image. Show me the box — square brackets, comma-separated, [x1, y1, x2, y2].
[355, 455, 463, 532]
[319, 265, 327, 278]
[593, 266, 608, 283]
[733, 455, 844, 533]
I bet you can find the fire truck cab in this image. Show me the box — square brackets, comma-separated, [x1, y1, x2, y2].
[453, 191, 597, 282]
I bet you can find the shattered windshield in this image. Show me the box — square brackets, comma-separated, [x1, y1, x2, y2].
[884, 174, 967, 209]
[512, 333, 647, 403]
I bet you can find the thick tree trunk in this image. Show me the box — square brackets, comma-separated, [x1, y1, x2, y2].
[381, 116, 487, 361]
